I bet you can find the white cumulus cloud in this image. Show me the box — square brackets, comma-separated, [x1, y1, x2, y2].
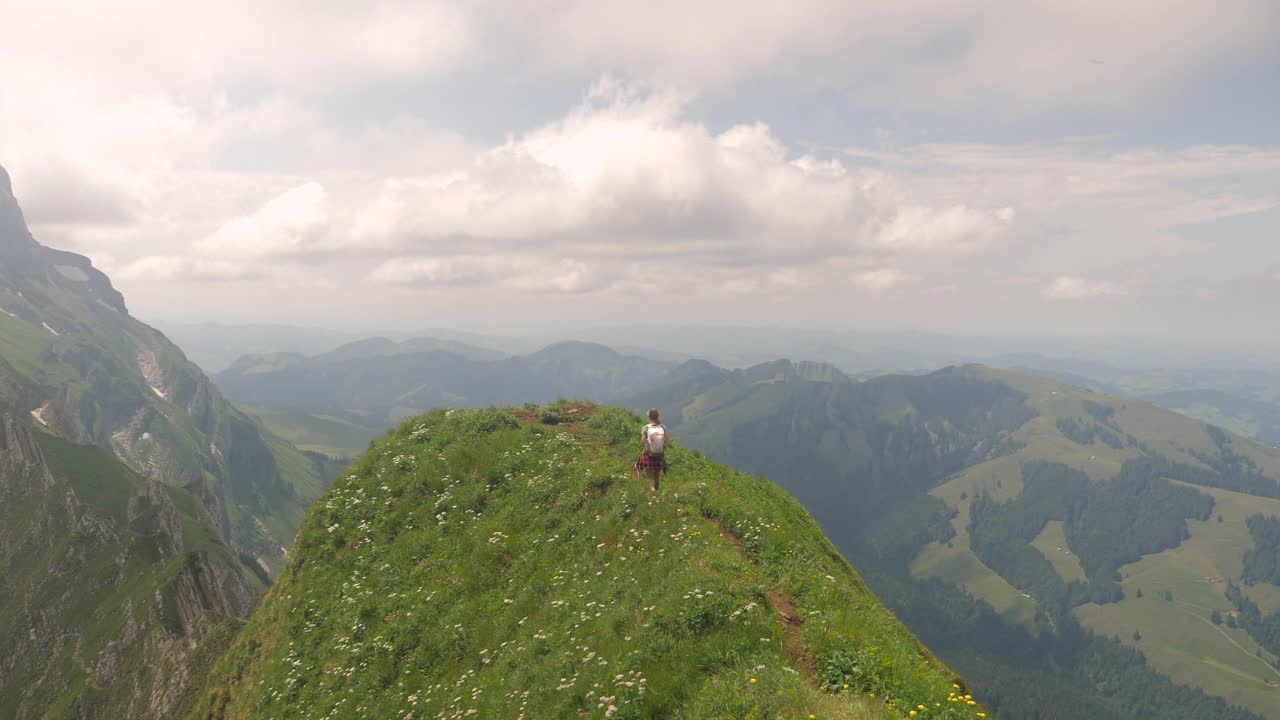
[334, 81, 1016, 268]
[370, 255, 622, 295]
[852, 268, 912, 291]
[867, 204, 1015, 256]
[369, 256, 502, 287]
[117, 256, 264, 283]
[196, 183, 330, 259]
[1041, 276, 1129, 301]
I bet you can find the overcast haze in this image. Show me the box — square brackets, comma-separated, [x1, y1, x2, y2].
[3, 1, 1279, 345]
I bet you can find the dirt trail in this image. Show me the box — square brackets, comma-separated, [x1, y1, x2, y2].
[512, 405, 819, 683]
[514, 403, 609, 464]
[713, 520, 817, 681]
[1171, 601, 1280, 680]
[514, 403, 598, 441]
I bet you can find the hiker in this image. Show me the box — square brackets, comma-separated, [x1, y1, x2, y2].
[635, 408, 668, 492]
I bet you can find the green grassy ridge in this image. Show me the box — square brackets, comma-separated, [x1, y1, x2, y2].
[971, 365, 1280, 486]
[187, 404, 988, 720]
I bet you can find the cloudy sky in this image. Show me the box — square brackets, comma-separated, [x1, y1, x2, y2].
[2, 1, 1279, 343]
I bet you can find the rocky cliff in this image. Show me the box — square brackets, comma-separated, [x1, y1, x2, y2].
[0, 410, 256, 719]
[0, 163, 332, 571]
[0, 162, 336, 718]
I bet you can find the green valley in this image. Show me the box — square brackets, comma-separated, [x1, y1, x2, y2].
[631, 360, 1280, 720]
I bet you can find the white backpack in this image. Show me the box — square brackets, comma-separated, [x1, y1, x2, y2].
[646, 424, 667, 455]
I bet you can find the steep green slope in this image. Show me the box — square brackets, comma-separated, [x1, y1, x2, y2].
[0, 164, 331, 572]
[187, 404, 985, 720]
[0, 409, 258, 720]
[630, 361, 1278, 720]
[0, 163, 341, 718]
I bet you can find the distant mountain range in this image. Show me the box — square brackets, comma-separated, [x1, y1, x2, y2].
[155, 322, 538, 373]
[213, 339, 673, 456]
[197, 318, 1280, 451]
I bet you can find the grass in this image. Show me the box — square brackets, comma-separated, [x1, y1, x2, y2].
[1072, 482, 1280, 718]
[1177, 404, 1263, 442]
[1074, 591, 1280, 718]
[913, 436, 1101, 631]
[933, 457, 1025, 504]
[919, 371, 1280, 717]
[36, 431, 142, 524]
[1145, 484, 1280, 614]
[1030, 521, 1087, 584]
[910, 372, 1243, 631]
[1111, 400, 1217, 469]
[971, 365, 1250, 473]
[1008, 416, 1135, 478]
[912, 540, 1038, 629]
[913, 477, 1038, 630]
[187, 404, 989, 720]
[907, 370, 1280, 718]
[238, 403, 380, 458]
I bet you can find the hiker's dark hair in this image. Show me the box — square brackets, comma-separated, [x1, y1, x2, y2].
[648, 408, 660, 422]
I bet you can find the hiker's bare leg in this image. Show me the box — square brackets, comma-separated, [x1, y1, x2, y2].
[647, 465, 660, 492]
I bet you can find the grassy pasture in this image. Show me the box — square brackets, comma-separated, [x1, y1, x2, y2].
[1073, 483, 1280, 718]
[1030, 521, 1087, 584]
